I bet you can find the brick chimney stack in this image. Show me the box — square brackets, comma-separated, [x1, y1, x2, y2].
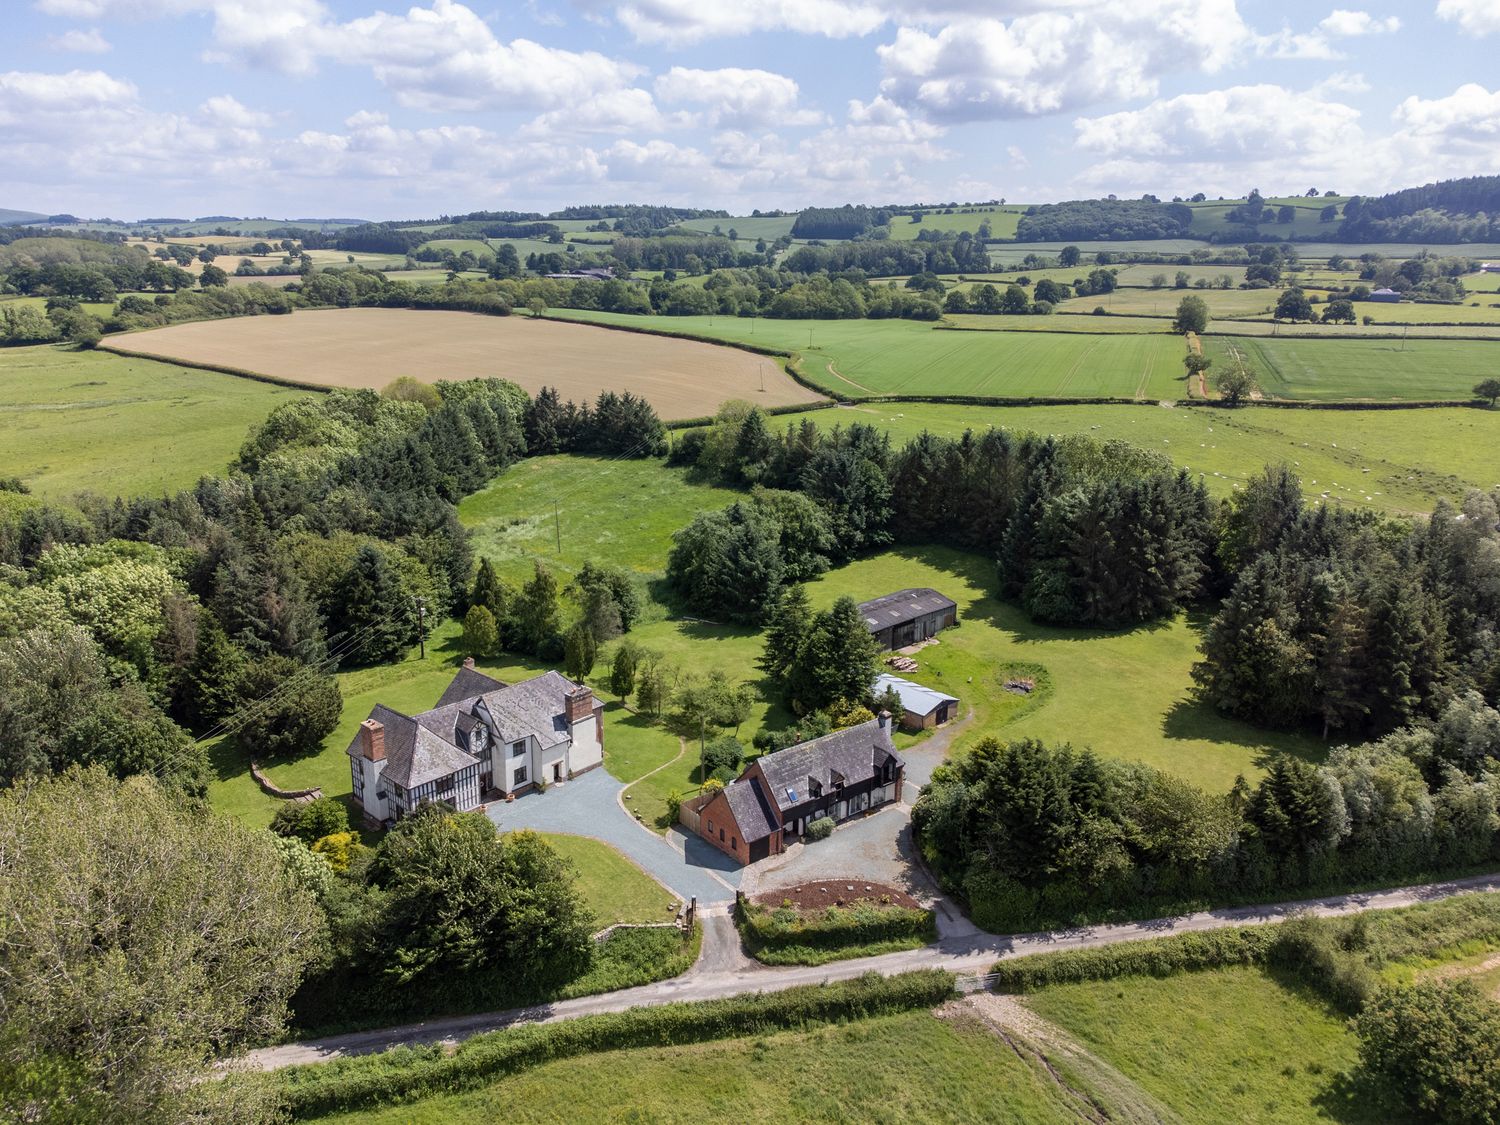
[359, 719, 386, 762]
[565, 686, 595, 725]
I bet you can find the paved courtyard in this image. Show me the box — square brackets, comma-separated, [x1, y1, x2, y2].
[485, 768, 738, 904]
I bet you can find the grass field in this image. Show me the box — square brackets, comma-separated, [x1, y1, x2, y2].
[1027, 966, 1381, 1123]
[944, 314, 1179, 334]
[549, 309, 1189, 400]
[537, 833, 680, 923]
[1205, 334, 1500, 401]
[106, 308, 821, 419]
[457, 454, 742, 599]
[0, 343, 305, 498]
[310, 1008, 1082, 1124]
[839, 400, 1500, 513]
[1057, 286, 1275, 318]
[673, 214, 798, 240]
[889, 206, 1023, 240]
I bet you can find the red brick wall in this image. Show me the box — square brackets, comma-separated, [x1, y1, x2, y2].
[696, 789, 745, 863]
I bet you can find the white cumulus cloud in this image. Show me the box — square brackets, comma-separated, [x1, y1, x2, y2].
[44, 27, 113, 52]
[1436, 0, 1500, 36]
[654, 66, 822, 127]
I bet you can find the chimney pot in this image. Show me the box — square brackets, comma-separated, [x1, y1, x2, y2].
[877, 710, 891, 729]
[360, 719, 386, 762]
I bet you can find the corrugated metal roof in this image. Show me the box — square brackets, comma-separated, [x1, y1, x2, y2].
[857, 588, 956, 630]
[874, 672, 958, 716]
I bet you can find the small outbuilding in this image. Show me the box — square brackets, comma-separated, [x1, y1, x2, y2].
[858, 588, 957, 650]
[873, 673, 960, 730]
[1368, 287, 1401, 303]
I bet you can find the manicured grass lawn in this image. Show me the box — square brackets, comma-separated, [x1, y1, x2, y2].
[1027, 966, 1384, 1124]
[837, 400, 1500, 514]
[309, 1009, 1082, 1124]
[549, 309, 1189, 400]
[0, 343, 306, 498]
[537, 833, 681, 923]
[1205, 334, 1500, 401]
[456, 454, 740, 609]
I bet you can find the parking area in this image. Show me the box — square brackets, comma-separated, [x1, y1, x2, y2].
[741, 806, 931, 900]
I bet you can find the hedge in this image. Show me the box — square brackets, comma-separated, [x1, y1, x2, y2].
[988, 928, 1275, 993]
[277, 970, 955, 1117]
[738, 897, 934, 952]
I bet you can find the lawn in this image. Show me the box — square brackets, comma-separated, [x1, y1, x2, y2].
[609, 545, 1321, 833]
[836, 399, 1500, 514]
[456, 453, 742, 601]
[308, 1008, 1082, 1124]
[537, 833, 681, 924]
[0, 342, 306, 498]
[549, 308, 1190, 399]
[1204, 334, 1500, 401]
[1027, 966, 1384, 1124]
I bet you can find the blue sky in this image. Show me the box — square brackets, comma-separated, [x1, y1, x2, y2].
[3, 0, 1498, 219]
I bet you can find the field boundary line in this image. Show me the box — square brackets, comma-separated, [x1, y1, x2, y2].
[97, 342, 332, 394]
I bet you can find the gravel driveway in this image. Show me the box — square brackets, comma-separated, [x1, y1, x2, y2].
[486, 769, 736, 905]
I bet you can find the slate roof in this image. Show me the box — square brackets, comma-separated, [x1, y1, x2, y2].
[722, 774, 780, 844]
[874, 672, 958, 716]
[345, 668, 586, 791]
[436, 666, 507, 707]
[857, 588, 956, 632]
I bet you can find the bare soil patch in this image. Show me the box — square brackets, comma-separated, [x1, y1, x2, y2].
[108, 308, 825, 420]
[752, 879, 919, 911]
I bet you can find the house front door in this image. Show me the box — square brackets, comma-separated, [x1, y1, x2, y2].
[553, 762, 563, 783]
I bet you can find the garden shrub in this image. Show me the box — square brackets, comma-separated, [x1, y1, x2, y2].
[737, 898, 935, 963]
[805, 817, 834, 842]
[989, 928, 1273, 992]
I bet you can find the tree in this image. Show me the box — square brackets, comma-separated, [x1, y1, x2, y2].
[759, 584, 813, 681]
[666, 502, 784, 625]
[382, 376, 441, 411]
[0, 768, 322, 1121]
[270, 795, 350, 844]
[783, 596, 880, 713]
[233, 653, 342, 758]
[1214, 365, 1257, 406]
[326, 544, 413, 665]
[563, 620, 597, 680]
[1172, 295, 1209, 334]
[1475, 378, 1500, 406]
[608, 640, 642, 703]
[1174, 270, 1191, 289]
[701, 734, 744, 782]
[199, 263, 228, 287]
[1183, 352, 1212, 386]
[462, 603, 499, 657]
[1321, 298, 1356, 324]
[366, 813, 592, 987]
[635, 656, 669, 718]
[1058, 245, 1081, 267]
[514, 562, 561, 657]
[1274, 287, 1314, 322]
[526, 297, 547, 317]
[470, 556, 508, 623]
[1355, 981, 1500, 1124]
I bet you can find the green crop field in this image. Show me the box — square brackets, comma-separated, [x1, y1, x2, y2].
[0, 343, 306, 499]
[838, 400, 1500, 514]
[1027, 966, 1381, 1124]
[537, 834, 680, 924]
[548, 309, 1189, 399]
[1342, 299, 1500, 324]
[308, 1007, 1083, 1124]
[417, 238, 493, 256]
[1186, 200, 1349, 241]
[673, 214, 798, 240]
[1057, 286, 1275, 319]
[1204, 334, 1500, 400]
[945, 314, 1177, 334]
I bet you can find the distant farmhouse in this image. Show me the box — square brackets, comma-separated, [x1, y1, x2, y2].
[543, 268, 618, 281]
[1368, 287, 1401, 302]
[686, 715, 905, 864]
[346, 660, 602, 827]
[874, 672, 960, 730]
[858, 588, 958, 650]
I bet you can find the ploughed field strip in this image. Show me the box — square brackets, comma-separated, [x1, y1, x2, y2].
[106, 307, 823, 420]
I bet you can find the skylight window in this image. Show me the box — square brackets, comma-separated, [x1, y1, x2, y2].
[786, 787, 798, 802]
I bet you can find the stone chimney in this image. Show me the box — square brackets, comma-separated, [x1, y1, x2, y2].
[565, 685, 595, 725]
[359, 719, 386, 762]
[877, 710, 891, 730]
[462, 656, 476, 670]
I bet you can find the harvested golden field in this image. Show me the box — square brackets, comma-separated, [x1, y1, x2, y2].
[109, 308, 824, 418]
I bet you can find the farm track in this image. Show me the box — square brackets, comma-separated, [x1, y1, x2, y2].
[244, 869, 1500, 1071]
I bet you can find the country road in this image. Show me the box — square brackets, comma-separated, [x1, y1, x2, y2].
[243, 870, 1500, 1072]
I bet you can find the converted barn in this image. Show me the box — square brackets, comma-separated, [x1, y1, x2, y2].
[874, 672, 960, 730]
[688, 714, 905, 865]
[858, 588, 957, 650]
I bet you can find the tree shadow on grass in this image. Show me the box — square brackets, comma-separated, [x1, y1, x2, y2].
[1161, 697, 1326, 770]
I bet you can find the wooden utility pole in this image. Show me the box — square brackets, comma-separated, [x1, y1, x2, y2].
[416, 598, 427, 659]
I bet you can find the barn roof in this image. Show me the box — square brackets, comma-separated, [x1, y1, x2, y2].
[857, 588, 956, 631]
